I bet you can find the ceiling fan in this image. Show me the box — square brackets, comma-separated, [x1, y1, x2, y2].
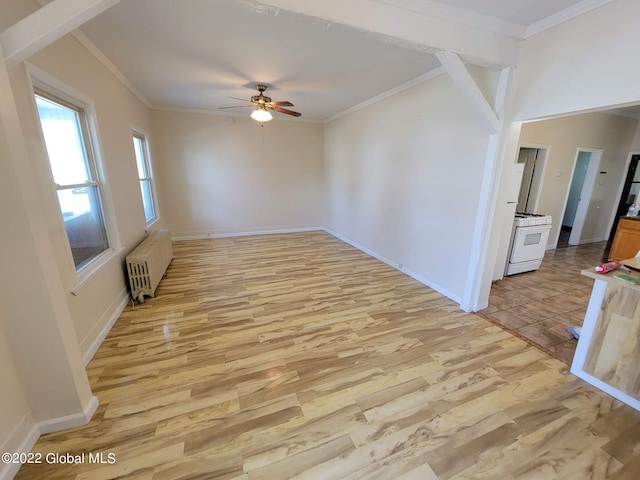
[219, 84, 301, 122]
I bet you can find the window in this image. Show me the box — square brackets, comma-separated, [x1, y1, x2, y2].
[132, 132, 157, 224]
[35, 90, 110, 270]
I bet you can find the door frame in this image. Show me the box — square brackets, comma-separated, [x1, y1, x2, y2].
[517, 143, 550, 213]
[607, 151, 640, 241]
[561, 148, 603, 246]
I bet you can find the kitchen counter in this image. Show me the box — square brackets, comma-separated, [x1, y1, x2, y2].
[571, 266, 640, 411]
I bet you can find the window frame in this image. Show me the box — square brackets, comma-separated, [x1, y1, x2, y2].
[132, 128, 158, 226]
[28, 64, 123, 295]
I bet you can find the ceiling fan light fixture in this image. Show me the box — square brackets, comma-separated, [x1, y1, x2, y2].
[251, 107, 273, 122]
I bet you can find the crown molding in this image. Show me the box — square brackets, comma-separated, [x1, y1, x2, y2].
[70, 30, 151, 107]
[525, 0, 615, 38]
[34, 0, 150, 107]
[324, 66, 446, 123]
[371, 0, 526, 39]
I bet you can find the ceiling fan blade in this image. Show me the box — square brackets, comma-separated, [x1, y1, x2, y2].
[229, 96, 252, 103]
[271, 101, 294, 107]
[270, 105, 302, 117]
[218, 105, 252, 109]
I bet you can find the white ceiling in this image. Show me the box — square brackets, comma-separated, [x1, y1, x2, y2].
[75, 0, 610, 122]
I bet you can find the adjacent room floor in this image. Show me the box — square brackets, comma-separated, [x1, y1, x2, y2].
[479, 241, 609, 365]
[16, 233, 640, 479]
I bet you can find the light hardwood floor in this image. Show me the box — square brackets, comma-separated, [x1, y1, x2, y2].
[16, 232, 640, 479]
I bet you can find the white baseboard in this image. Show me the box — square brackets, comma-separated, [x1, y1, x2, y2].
[577, 236, 607, 245]
[80, 288, 130, 366]
[172, 226, 324, 241]
[0, 413, 39, 480]
[324, 228, 463, 306]
[549, 236, 608, 250]
[0, 397, 100, 479]
[37, 396, 99, 435]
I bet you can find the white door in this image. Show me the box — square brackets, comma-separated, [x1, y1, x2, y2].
[568, 149, 602, 245]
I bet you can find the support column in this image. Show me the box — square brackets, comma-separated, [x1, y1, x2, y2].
[435, 53, 518, 311]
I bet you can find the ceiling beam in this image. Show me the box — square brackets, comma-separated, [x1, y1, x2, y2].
[0, 0, 121, 68]
[436, 50, 500, 132]
[254, 0, 520, 67]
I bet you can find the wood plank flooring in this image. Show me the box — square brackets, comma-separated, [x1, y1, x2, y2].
[15, 232, 640, 479]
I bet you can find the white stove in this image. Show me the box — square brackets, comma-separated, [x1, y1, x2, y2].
[505, 212, 553, 276]
[514, 212, 553, 227]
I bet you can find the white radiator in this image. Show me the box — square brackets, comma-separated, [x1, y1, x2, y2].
[126, 229, 173, 302]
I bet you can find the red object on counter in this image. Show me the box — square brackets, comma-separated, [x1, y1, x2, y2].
[595, 261, 621, 273]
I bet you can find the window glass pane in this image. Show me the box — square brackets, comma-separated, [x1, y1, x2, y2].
[58, 186, 109, 268]
[35, 95, 90, 185]
[133, 136, 147, 178]
[628, 183, 640, 204]
[35, 89, 111, 271]
[140, 179, 155, 222]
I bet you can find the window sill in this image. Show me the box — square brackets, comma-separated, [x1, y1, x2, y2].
[71, 246, 125, 296]
[146, 216, 161, 231]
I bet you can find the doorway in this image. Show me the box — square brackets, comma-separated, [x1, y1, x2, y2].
[558, 149, 602, 247]
[516, 146, 547, 213]
[608, 153, 640, 242]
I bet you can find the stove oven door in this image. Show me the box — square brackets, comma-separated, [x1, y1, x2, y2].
[510, 224, 552, 264]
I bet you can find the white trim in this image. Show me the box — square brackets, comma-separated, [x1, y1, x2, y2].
[563, 148, 602, 246]
[517, 142, 551, 215]
[573, 370, 640, 411]
[571, 277, 605, 371]
[436, 51, 499, 133]
[494, 66, 512, 120]
[461, 134, 500, 312]
[0, 0, 121, 68]
[324, 67, 445, 123]
[71, 246, 125, 295]
[172, 226, 324, 241]
[37, 396, 99, 435]
[324, 228, 462, 306]
[154, 66, 442, 124]
[81, 287, 129, 365]
[571, 277, 640, 412]
[605, 151, 640, 238]
[71, 30, 151, 107]
[526, 0, 615, 38]
[0, 413, 39, 480]
[372, 0, 526, 39]
[131, 125, 159, 226]
[574, 236, 608, 245]
[26, 63, 125, 293]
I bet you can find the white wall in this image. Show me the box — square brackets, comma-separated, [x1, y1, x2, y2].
[1, 22, 96, 475]
[9, 32, 156, 357]
[151, 111, 324, 238]
[515, 0, 640, 121]
[324, 71, 496, 302]
[0, 0, 158, 463]
[519, 112, 638, 246]
[0, 324, 34, 480]
[631, 122, 640, 151]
